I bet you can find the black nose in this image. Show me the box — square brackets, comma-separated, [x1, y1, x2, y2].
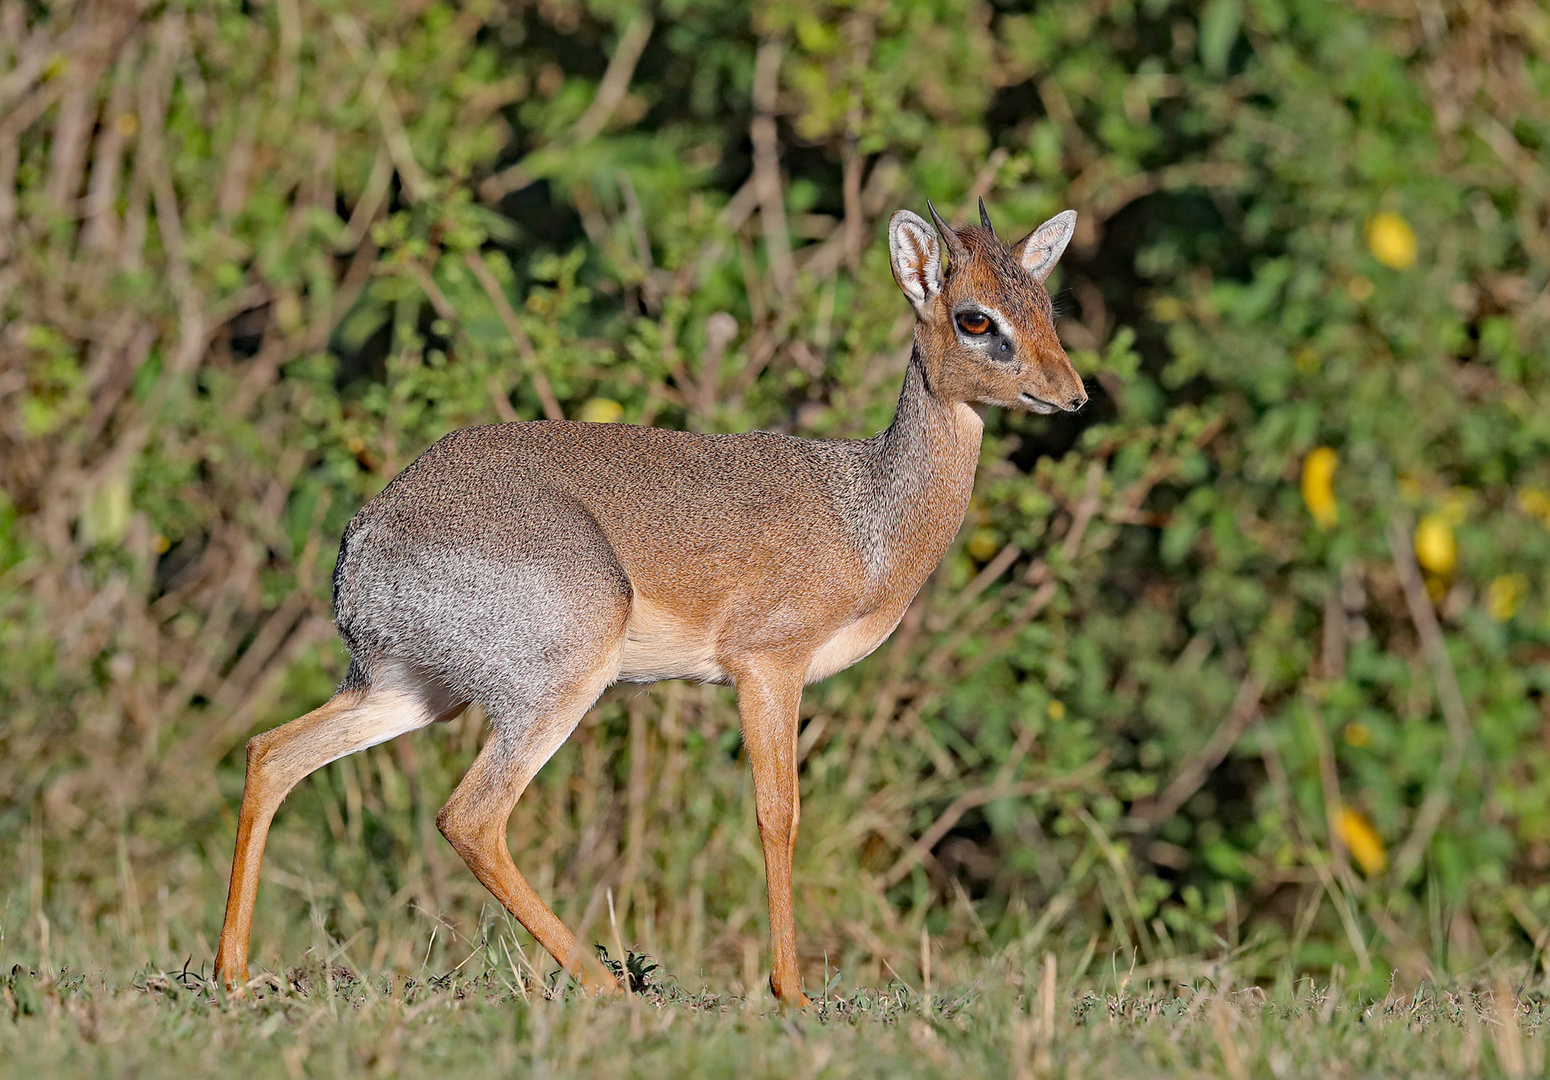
[1067, 391, 1088, 411]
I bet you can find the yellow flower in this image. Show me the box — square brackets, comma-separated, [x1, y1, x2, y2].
[966, 528, 1002, 562]
[1047, 700, 1066, 721]
[578, 397, 624, 424]
[1335, 807, 1387, 876]
[1414, 514, 1456, 576]
[1301, 447, 1339, 528]
[1366, 212, 1418, 270]
[1518, 488, 1550, 528]
[1487, 574, 1528, 622]
[1342, 722, 1372, 748]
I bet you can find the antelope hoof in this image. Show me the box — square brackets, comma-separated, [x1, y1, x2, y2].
[571, 957, 625, 998]
[769, 972, 812, 1009]
[215, 967, 251, 997]
[589, 976, 626, 999]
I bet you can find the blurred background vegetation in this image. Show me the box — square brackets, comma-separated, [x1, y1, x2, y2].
[1, 0, 1548, 996]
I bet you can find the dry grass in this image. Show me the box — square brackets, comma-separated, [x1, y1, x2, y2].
[3, 934, 1547, 1079]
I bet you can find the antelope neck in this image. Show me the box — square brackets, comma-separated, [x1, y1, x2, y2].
[858, 340, 984, 579]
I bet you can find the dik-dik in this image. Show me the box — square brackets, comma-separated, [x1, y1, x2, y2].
[214, 200, 1087, 1006]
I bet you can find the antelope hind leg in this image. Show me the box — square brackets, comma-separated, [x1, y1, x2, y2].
[214, 672, 461, 990]
[435, 654, 625, 995]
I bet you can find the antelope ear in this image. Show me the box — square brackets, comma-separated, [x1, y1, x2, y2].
[1015, 209, 1077, 283]
[888, 210, 943, 311]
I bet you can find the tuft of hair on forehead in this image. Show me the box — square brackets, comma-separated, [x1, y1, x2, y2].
[943, 225, 1045, 291]
[949, 225, 1005, 255]
[937, 222, 1058, 334]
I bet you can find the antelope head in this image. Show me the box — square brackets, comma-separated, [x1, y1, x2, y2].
[888, 199, 1087, 415]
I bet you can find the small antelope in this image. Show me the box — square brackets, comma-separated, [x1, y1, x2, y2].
[214, 200, 1086, 1006]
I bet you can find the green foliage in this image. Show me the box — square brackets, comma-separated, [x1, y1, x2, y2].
[1, 0, 1548, 995]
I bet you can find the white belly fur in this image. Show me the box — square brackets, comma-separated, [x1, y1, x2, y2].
[617, 598, 902, 687]
[805, 610, 902, 684]
[617, 596, 727, 683]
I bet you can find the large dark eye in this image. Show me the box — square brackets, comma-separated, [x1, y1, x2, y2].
[956, 311, 992, 336]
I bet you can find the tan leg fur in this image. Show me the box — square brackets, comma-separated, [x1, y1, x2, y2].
[733, 660, 812, 1007]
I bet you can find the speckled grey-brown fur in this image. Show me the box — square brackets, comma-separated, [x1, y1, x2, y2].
[329, 212, 1086, 751]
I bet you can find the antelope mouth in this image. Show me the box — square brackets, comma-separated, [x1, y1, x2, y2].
[1018, 392, 1059, 415]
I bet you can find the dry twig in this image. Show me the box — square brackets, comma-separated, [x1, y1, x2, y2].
[1130, 670, 1266, 828]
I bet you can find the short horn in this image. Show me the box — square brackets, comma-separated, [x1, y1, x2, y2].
[925, 198, 969, 264]
[978, 196, 998, 241]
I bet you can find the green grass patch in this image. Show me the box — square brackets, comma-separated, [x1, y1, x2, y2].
[3, 945, 1547, 1078]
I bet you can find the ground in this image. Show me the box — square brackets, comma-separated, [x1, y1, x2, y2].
[2, 945, 1544, 1079]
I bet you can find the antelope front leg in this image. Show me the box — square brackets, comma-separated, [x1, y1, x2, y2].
[733, 660, 812, 1008]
